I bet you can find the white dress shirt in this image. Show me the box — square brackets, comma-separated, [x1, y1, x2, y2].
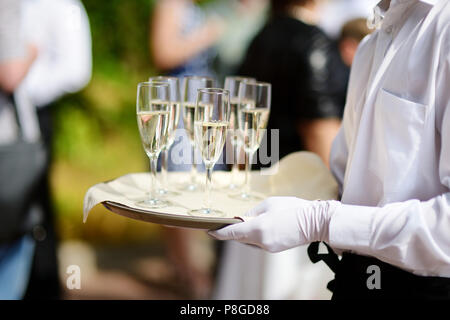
[0, 0, 40, 145]
[329, 0, 450, 277]
[0, 0, 92, 145]
[21, 0, 92, 108]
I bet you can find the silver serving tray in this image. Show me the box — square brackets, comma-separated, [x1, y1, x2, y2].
[102, 201, 242, 230]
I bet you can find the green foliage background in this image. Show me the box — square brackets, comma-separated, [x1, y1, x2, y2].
[51, 0, 162, 244]
[50, 0, 246, 244]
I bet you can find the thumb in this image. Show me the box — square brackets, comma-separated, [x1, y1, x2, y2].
[208, 221, 249, 241]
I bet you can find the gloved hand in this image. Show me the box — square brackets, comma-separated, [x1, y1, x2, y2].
[208, 197, 341, 253]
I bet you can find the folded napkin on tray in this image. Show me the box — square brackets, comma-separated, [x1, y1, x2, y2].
[83, 171, 260, 223]
[83, 151, 338, 223]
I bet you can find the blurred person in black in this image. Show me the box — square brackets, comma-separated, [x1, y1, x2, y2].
[238, 0, 348, 167]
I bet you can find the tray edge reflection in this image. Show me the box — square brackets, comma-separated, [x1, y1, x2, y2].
[102, 201, 242, 230]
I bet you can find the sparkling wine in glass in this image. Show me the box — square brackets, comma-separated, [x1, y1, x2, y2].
[149, 76, 181, 196]
[231, 81, 271, 201]
[189, 88, 230, 216]
[136, 82, 171, 208]
[181, 76, 215, 192]
[224, 76, 256, 189]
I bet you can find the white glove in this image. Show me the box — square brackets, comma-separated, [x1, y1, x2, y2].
[208, 197, 341, 253]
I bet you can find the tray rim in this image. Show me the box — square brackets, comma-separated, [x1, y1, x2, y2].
[102, 201, 243, 230]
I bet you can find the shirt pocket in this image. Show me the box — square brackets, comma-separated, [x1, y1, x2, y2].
[372, 88, 427, 193]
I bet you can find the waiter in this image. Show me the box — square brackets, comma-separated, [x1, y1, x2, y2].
[210, 0, 450, 299]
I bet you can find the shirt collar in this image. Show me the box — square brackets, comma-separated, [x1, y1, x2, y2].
[367, 0, 437, 29]
[377, 0, 438, 10]
[420, 0, 439, 4]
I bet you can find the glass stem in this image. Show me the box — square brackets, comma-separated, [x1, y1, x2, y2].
[161, 148, 169, 190]
[190, 143, 197, 186]
[231, 142, 239, 185]
[204, 165, 213, 210]
[244, 151, 254, 195]
[150, 156, 158, 201]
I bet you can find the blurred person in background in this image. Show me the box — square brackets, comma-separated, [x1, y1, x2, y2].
[0, 0, 40, 300]
[338, 18, 372, 68]
[336, 18, 372, 107]
[318, 0, 378, 39]
[19, 0, 92, 299]
[150, 0, 225, 298]
[151, 0, 224, 78]
[213, 0, 269, 77]
[0, 2, 37, 94]
[239, 0, 348, 167]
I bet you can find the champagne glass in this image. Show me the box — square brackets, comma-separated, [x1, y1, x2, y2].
[181, 76, 215, 192]
[189, 88, 231, 216]
[136, 82, 171, 208]
[231, 81, 271, 201]
[224, 76, 256, 189]
[148, 76, 181, 196]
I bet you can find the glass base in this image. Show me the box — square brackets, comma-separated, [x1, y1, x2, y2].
[157, 188, 181, 196]
[189, 208, 225, 217]
[225, 183, 241, 191]
[178, 182, 199, 192]
[136, 198, 170, 209]
[229, 192, 263, 201]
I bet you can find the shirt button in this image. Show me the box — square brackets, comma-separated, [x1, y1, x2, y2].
[386, 25, 393, 34]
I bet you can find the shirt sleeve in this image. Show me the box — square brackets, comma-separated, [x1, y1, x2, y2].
[0, 0, 25, 61]
[328, 42, 450, 277]
[23, 0, 92, 107]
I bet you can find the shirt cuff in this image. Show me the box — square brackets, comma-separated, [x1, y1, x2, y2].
[328, 202, 378, 253]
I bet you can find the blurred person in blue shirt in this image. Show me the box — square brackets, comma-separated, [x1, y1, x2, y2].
[0, 0, 39, 300]
[0, 0, 91, 299]
[22, 0, 92, 300]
